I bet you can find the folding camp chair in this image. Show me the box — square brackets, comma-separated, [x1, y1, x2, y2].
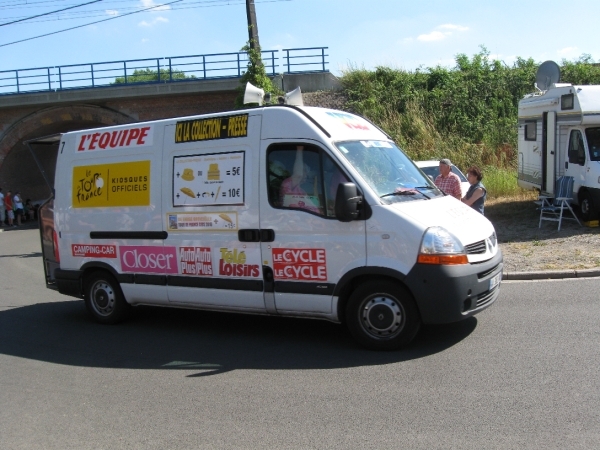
[538, 176, 582, 230]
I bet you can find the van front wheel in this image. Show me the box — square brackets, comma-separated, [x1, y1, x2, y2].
[84, 271, 130, 324]
[345, 281, 421, 350]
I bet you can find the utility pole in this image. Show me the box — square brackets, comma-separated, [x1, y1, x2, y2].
[246, 0, 260, 49]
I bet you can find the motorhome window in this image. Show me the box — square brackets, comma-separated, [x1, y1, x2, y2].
[585, 127, 600, 161]
[267, 144, 347, 218]
[335, 140, 442, 203]
[568, 130, 586, 165]
[561, 93, 574, 110]
[525, 122, 537, 141]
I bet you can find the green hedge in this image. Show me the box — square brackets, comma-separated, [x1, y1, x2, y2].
[340, 48, 600, 172]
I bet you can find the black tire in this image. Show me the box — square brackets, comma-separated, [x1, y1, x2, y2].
[345, 280, 421, 350]
[579, 191, 598, 222]
[84, 271, 130, 324]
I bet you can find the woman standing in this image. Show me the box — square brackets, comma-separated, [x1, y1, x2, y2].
[461, 166, 487, 214]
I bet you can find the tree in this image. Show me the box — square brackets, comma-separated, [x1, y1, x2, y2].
[234, 37, 281, 108]
[113, 68, 192, 84]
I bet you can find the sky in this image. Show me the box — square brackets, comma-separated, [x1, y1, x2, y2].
[1, 0, 599, 77]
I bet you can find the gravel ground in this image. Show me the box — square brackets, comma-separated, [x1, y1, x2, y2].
[486, 197, 600, 273]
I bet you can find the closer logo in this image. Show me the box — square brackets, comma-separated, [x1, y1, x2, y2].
[120, 246, 178, 274]
[272, 248, 327, 281]
[72, 244, 117, 258]
[218, 248, 260, 278]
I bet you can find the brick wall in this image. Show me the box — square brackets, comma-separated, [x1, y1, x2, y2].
[0, 90, 238, 201]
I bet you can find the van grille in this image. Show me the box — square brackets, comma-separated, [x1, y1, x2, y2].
[476, 286, 498, 308]
[465, 240, 486, 254]
[478, 264, 501, 279]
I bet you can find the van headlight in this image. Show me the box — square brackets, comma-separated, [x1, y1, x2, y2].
[417, 226, 468, 265]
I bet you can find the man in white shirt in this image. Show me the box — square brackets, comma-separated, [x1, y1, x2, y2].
[13, 191, 24, 226]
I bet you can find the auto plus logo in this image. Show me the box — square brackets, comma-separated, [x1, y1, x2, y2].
[119, 246, 178, 274]
[179, 246, 213, 276]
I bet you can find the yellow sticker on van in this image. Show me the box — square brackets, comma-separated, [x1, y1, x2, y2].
[72, 161, 150, 208]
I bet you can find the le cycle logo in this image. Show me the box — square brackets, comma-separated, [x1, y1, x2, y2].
[272, 248, 327, 281]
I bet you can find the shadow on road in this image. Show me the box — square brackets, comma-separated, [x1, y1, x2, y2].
[0, 251, 42, 259]
[0, 300, 477, 376]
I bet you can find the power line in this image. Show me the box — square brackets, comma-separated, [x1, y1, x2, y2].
[0, 0, 184, 48]
[1, 0, 288, 24]
[0, 0, 101, 26]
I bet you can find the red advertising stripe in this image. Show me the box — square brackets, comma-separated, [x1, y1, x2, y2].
[72, 244, 117, 258]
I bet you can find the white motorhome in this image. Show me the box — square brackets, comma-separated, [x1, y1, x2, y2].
[33, 99, 502, 350]
[518, 61, 600, 221]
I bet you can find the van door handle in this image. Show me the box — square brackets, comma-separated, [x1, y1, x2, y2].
[260, 229, 275, 242]
[238, 229, 260, 242]
[238, 229, 276, 242]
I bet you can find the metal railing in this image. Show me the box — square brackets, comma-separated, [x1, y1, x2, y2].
[0, 47, 328, 96]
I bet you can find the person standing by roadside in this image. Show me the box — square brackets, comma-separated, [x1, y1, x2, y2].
[462, 166, 487, 215]
[434, 158, 462, 200]
[0, 187, 4, 227]
[4, 190, 14, 227]
[13, 191, 24, 226]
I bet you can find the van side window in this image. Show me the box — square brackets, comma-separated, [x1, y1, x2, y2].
[267, 144, 348, 218]
[524, 122, 536, 141]
[568, 130, 586, 165]
[585, 127, 600, 162]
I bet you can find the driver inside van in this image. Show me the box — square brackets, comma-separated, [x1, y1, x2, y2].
[279, 145, 322, 213]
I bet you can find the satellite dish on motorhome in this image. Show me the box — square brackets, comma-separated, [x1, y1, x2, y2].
[284, 86, 304, 106]
[535, 61, 561, 91]
[243, 82, 265, 106]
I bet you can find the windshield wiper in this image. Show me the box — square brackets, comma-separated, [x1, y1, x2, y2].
[381, 188, 422, 199]
[381, 186, 435, 200]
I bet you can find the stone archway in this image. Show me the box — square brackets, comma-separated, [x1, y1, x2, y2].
[0, 104, 135, 202]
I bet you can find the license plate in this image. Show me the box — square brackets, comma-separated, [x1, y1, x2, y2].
[489, 272, 502, 290]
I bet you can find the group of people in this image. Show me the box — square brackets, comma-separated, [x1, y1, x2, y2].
[0, 187, 36, 228]
[434, 158, 486, 214]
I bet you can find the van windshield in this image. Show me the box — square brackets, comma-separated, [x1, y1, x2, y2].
[335, 140, 442, 202]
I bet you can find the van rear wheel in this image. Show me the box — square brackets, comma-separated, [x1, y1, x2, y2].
[84, 271, 130, 324]
[345, 281, 421, 350]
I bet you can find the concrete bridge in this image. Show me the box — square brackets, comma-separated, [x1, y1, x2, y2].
[0, 71, 340, 202]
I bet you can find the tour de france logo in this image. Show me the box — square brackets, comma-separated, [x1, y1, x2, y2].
[72, 160, 151, 208]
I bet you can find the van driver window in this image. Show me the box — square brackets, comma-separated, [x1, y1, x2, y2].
[568, 130, 586, 165]
[267, 144, 348, 217]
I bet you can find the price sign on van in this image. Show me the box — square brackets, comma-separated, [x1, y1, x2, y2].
[173, 151, 245, 207]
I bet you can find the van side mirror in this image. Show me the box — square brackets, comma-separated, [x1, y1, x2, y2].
[335, 182, 361, 222]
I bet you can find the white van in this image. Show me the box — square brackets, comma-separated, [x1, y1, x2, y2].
[34, 105, 502, 350]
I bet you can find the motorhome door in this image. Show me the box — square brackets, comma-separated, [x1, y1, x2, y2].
[541, 111, 556, 195]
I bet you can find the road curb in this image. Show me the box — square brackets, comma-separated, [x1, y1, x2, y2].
[503, 268, 600, 281]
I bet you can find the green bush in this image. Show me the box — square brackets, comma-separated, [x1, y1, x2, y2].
[340, 48, 600, 174]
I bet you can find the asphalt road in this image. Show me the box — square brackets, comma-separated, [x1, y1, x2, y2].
[1, 228, 599, 449]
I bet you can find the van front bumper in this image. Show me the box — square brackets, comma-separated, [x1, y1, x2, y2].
[404, 250, 503, 324]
